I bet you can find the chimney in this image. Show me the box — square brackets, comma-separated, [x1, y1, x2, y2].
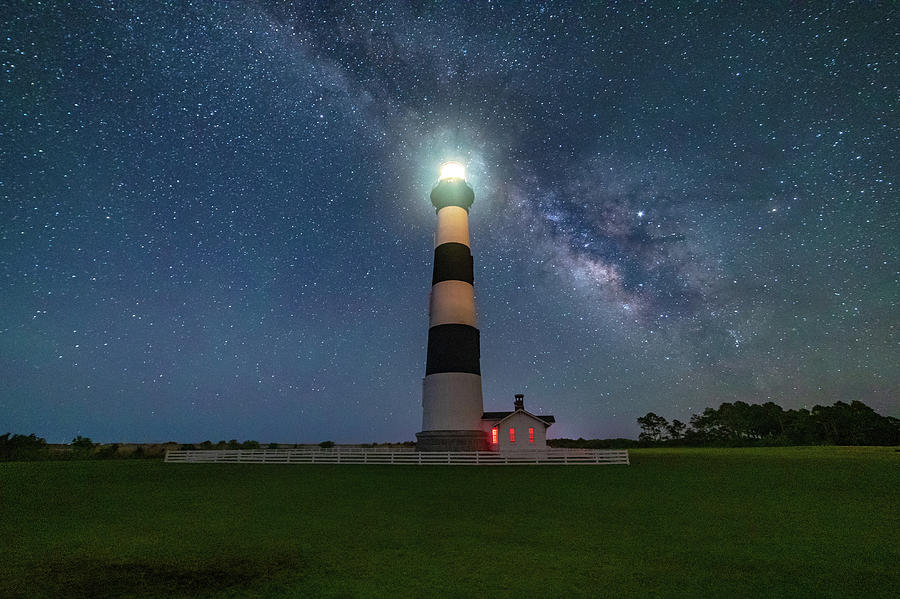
[514, 394, 524, 411]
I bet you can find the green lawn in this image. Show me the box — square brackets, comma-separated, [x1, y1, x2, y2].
[1, 447, 897, 598]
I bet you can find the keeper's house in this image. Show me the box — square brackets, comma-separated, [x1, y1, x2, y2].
[481, 394, 554, 451]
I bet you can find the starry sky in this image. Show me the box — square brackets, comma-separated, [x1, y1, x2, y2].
[2, 1, 897, 443]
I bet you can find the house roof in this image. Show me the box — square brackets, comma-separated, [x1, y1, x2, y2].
[481, 411, 555, 426]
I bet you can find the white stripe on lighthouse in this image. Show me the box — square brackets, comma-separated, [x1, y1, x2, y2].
[434, 205, 470, 248]
[421, 372, 485, 431]
[429, 280, 477, 327]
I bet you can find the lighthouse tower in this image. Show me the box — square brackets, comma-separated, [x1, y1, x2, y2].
[416, 162, 488, 452]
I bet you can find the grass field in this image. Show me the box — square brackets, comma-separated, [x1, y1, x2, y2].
[1, 447, 897, 598]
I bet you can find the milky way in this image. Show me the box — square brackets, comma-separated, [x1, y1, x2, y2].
[2, 2, 896, 442]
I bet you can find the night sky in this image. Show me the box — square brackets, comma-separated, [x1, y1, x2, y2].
[2, 2, 897, 443]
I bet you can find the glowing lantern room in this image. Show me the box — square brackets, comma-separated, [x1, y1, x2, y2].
[438, 161, 466, 181]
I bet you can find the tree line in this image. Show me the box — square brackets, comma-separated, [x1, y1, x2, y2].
[0, 435, 414, 461]
[0, 434, 176, 460]
[0, 435, 283, 461]
[636, 400, 899, 446]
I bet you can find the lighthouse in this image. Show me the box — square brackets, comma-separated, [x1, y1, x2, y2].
[416, 162, 489, 451]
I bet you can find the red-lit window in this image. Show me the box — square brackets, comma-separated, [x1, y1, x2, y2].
[529, 428, 535, 443]
[509, 428, 516, 443]
[491, 427, 498, 445]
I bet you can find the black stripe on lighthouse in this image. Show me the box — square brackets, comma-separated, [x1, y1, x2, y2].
[432, 242, 474, 285]
[426, 324, 481, 375]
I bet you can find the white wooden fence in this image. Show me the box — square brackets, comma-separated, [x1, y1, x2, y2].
[164, 448, 629, 465]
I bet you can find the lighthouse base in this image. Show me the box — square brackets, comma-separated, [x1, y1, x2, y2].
[416, 430, 489, 452]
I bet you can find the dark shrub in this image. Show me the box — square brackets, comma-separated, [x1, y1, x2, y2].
[0, 433, 49, 461]
[71, 436, 95, 450]
[96, 444, 120, 459]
